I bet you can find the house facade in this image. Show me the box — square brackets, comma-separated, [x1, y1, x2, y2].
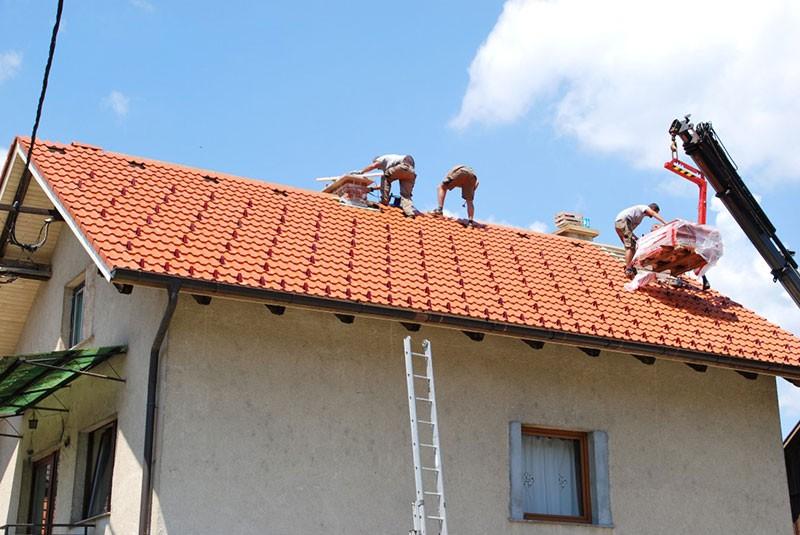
[1, 138, 798, 534]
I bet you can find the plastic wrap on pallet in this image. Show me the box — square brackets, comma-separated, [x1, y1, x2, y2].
[624, 219, 723, 291]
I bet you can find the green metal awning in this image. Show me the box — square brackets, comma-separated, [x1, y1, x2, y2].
[0, 346, 126, 418]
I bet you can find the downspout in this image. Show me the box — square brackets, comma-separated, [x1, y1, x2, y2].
[139, 281, 181, 535]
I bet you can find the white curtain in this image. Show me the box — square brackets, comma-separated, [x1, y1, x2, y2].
[521, 434, 580, 516]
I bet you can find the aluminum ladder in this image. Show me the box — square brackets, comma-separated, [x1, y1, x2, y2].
[404, 336, 448, 535]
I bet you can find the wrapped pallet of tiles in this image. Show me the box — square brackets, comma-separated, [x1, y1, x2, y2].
[625, 219, 723, 291]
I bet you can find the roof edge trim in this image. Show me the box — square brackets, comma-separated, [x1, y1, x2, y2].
[0, 139, 20, 203]
[110, 268, 800, 381]
[14, 143, 114, 281]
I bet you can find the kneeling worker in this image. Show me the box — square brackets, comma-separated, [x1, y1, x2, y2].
[431, 165, 479, 225]
[359, 154, 417, 218]
[614, 202, 667, 278]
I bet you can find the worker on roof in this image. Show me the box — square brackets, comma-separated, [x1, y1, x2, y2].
[359, 154, 417, 218]
[615, 203, 668, 279]
[431, 165, 479, 226]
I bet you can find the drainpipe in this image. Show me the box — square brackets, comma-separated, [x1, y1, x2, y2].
[138, 281, 180, 535]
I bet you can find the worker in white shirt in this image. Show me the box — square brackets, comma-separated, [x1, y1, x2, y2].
[614, 203, 667, 278]
[359, 154, 417, 218]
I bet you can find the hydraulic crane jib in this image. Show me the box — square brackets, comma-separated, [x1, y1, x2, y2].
[668, 116, 800, 309]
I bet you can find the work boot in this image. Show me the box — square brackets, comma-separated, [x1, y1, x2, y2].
[431, 207, 444, 216]
[624, 267, 637, 279]
[400, 197, 415, 218]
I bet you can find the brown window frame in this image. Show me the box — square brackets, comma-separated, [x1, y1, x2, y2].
[521, 425, 592, 524]
[82, 420, 117, 519]
[28, 450, 59, 535]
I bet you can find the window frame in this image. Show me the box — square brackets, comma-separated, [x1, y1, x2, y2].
[28, 450, 60, 534]
[68, 282, 85, 348]
[81, 420, 117, 520]
[519, 425, 593, 524]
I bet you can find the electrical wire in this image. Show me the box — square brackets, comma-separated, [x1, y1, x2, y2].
[8, 0, 65, 252]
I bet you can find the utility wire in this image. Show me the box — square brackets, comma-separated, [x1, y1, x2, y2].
[24, 0, 65, 172]
[8, 0, 65, 249]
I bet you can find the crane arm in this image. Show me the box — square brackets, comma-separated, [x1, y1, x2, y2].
[669, 117, 800, 308]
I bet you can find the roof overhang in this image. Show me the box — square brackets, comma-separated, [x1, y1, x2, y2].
[111, 268, 800, 382]
[4, 141, 112, 280]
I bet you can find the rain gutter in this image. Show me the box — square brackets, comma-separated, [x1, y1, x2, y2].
[110, 268, 800, 382]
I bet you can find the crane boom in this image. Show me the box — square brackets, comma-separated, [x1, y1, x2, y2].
[669, 117, 800, 308]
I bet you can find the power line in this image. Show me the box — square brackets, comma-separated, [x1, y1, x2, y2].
[5, 0, 65, 254]
[25, 0, 65, 169]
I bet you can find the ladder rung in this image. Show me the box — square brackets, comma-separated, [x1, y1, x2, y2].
[421, 467, 439, 472]
[411, 352, 429, 358]
[424, 491, 441, 496]
[419, 420, 434, 425]
[420, 443, 437, 448]
[415, 397, 432, 402]
[412, 374, 430, 380]
[428, 516, 445, 521]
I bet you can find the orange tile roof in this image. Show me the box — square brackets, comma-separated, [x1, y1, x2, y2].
[8, 137, 800, 370]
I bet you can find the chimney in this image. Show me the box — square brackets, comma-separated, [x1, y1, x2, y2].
[553, 211, 600, 241]
[322, 174, 376, 209]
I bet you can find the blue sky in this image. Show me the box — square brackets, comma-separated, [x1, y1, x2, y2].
[2, 1, 799, 432]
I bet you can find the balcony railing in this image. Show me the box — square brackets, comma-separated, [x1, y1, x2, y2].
[0, 524, 94, 535]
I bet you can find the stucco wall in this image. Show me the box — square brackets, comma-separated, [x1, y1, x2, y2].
[0, 231, 165, 534]
[152, 297, 792, 535]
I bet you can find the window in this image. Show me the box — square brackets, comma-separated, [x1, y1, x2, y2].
[68, 282, 85, 347]
[520, 426, 590, 522]
[29, 452, 59, 535]
[509, 422, 612, 526]
[83, 421, 116, 518]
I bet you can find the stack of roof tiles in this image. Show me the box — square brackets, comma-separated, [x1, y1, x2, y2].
[9, 137, 800, 367]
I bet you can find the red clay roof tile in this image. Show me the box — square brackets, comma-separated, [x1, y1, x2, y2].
[10, 137, 800, 368]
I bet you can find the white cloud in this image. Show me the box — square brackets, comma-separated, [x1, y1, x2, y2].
[528, 220, 548, 233]
[0, 51, 22, 84]
[479, 214, 514, 227]
[453, 0, 800, 184]
[130, 0, 154, 11]
[442, 207, 459, 219]
[102, 90, 130, 118]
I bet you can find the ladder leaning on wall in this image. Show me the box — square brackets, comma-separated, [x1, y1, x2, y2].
[403, 336, 448, 535]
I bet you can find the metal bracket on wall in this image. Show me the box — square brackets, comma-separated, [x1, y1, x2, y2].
[462, 331, 484, 341]
[522, 340, 544, 350]
[579, 347, 601, 357]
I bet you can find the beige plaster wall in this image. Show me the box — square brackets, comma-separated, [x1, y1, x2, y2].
[151, 297, 792, 535]
[0, 231, 165, 534]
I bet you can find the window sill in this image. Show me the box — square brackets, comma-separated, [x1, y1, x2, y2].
[509, 517, 614, 529]
[76, 511, 110, 525]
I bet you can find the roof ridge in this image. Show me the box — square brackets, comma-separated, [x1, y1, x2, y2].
[17, 136, 322, 200]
